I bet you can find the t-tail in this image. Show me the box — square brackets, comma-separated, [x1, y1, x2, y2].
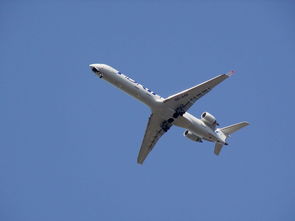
[214, 121, 249, 155]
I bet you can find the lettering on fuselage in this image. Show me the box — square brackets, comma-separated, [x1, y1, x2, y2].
[117, 71, 160, 97]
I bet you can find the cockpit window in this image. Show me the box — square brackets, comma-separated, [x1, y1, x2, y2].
[91, 67, 98, 73]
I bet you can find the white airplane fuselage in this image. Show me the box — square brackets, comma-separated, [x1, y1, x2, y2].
[90, 64, 223, 144]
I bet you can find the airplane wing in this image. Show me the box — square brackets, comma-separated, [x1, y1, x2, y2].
[137, 113, 172, 164]
[163, 71, 234, 114]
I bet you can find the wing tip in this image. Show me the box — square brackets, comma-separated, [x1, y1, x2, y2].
[137, 155, 146, 164]
[137, 159, 144, 165]
[242, 121, 250, 126]
[226, 70, 236, 77]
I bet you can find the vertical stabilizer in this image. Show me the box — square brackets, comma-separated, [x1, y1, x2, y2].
[214, 143, 223, 155]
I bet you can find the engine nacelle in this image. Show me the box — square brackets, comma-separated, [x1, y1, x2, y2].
[183, 130, 203, 142]
[201, 112, 218, 126]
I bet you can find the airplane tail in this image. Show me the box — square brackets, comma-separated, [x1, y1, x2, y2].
[214, 121, 249, 155]
[214, 142, 224, 155]
[219, 121, 249, 136]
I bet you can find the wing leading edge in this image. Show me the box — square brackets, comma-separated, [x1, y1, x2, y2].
[137, 113, 171, 164]
[163, 71, 234, 113]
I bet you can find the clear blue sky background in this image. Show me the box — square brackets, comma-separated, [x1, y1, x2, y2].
[1, 0, 294, 220]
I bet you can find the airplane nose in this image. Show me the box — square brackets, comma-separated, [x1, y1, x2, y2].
[89, 64, 103, 78]
[91, 66, 98, 73]
[89, 64, 99, 73]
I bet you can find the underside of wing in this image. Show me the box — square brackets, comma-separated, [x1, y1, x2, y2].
[137, 113, 172, 164]
[163, 72, 234, 114]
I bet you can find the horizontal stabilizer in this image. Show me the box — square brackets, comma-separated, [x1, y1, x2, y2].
[220, 122, 249, 136]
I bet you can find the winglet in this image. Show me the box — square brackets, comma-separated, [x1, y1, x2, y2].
[226, 70, 236, 77]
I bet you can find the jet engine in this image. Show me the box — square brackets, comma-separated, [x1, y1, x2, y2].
[201, 112, 219, 126]
[183, 130, 203, 142]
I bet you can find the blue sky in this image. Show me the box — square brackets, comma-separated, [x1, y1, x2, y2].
[1, 0, 295, 220]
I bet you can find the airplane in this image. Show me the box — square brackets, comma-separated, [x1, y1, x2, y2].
[89, 64, 249, 164]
